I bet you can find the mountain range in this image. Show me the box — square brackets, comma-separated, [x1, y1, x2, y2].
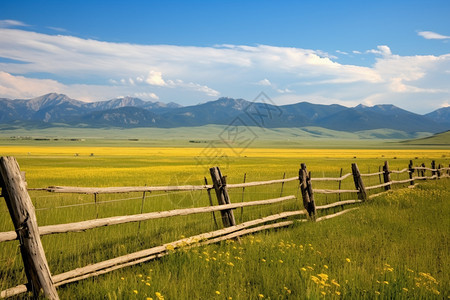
[0, 93, 449, 134]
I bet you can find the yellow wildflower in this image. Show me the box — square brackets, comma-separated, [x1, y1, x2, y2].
[324, 265, 328, 269]
[215, 291, 221, 295]
[335, 291, 341, 295]
[331, 279, 340, 287]
[402, 288, 408, 292]
[311, 275, 320, 284]
[146, 282, 151, 286]
[133, 290, 138, 294]
[375, 291, 380, 295]
[419, 272, 438, 284]
[318, 273, 328, 281]
[258, 294, 264, 298]
[345, 258, 351, 263]
[383, 281, 389, 285]
[301, 267, 307, 271]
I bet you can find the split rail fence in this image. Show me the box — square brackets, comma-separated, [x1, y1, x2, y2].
[0, 156, 449, 299]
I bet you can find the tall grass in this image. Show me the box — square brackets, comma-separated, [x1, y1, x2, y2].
[0, 146, 448, 299]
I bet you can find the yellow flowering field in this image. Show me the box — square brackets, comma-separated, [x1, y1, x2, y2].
[0, 144, 448, 299]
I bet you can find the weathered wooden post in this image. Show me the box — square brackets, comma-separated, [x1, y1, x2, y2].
[437, 164, 442, 179]
[0, 157, 59, 299]
[204, 177, 219, 229]
[209, 167, 236, 228]
[351, 163, 367, 201]
[382, 161, 391, 191]
[299, 164, 316, 219]
[240, 173, 246, 223]
[279, 172, 286, 197]
[431, 160, 436, 177]
[420, 163, 425, 177]
[408, 160, 415, 186]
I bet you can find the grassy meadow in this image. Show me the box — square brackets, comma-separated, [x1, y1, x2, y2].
[0, 141, 449, 299]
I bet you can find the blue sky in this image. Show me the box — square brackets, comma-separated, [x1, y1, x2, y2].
[0, 0, 449, 113]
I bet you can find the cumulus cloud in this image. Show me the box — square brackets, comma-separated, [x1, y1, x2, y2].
[146, 70, 166, 86]
[418, 31, 450, 40]
[367, 45, 392, 57]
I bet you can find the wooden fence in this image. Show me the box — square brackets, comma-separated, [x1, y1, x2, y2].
[0, 157, 449, 299]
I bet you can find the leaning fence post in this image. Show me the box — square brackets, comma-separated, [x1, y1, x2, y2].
[351, 163, 367, 201]
[408, 160, 415, 186]
[209, 166, 236, 228]
[0, 157, 59, 299]
[299, 164, 316, 219]
[382, 161, 391, 191]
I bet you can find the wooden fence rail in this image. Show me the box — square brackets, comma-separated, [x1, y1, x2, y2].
[1, 157, 449, 298]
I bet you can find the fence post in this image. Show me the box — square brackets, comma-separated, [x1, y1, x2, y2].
[431, 160, 436, 177]
[382, 161, 391, 191]
[0, 157, 59, 299]
[351, 163, 367, 201]
[420, 163, 425, 177]
[204, 177, 219, 229]
[299, 164, 316, 219]
[437, 164, 442, 179]
[209, 166, 236, 228]
[408, 160, 415, 186]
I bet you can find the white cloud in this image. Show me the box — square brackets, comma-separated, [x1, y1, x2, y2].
[367, 45, 392, 57]
[418, 31, 450, 40]
[336, 50, 348, 55]
[257, 78, 272, 86]
[0, 20, 28, 28]
[146, 70, 166, 86]
[134, 92, 159, 100]
[0, 28, 449, 113]
[276, 88, 293, 94]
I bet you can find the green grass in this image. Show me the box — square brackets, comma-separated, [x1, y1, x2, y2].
[401, 130, 450, 146]
[56, 180, 448, 299]
[0, 125, 437, 149]
[0, 144, 449, 299]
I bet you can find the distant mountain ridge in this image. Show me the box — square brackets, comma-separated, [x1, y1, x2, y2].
[0, 93, 449, 133]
